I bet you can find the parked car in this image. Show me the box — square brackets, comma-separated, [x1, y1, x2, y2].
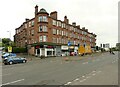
[61, 53, 66, 56]
[2, 53, 16, 58]
[3, 56, 27, 65]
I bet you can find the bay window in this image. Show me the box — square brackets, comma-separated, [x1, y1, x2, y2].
[53, 29, 56, 34]
[43, 35, 47, 42]
[52, 20, 56, 25]
[39, 25, 47, 32]
[39, 36, 42, 42]
[39, 35, 47, 42]
[38, 16, 48, 22]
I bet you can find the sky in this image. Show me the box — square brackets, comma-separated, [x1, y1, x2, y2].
[0, 0, 119, 47]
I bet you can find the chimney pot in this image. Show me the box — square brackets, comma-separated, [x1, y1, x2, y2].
[72, 22, 76, 26]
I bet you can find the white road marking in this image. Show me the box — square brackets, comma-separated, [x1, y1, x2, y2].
[92, 73, 96, 76]
[74, 78, 79, 81]
[82, 75, 85, 78]
[86, 76, 91, 79]
[80, 79, 86, 82]
[80, 80, 84, 82]
[65, 82, 72, 85]
[2, 79, 24, 85]
[92, 70, 96, 73]
[64, 83, 68, 85]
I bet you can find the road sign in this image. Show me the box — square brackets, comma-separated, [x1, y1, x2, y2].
[68, 41, 71, 46]
[8, 46, 12, 53]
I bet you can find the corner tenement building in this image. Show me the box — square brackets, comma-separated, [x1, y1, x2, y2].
[14, 5, 97, 57]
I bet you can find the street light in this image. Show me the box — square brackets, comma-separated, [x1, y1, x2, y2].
[7, 31, 11, 40]
[7, 31, 11, 46]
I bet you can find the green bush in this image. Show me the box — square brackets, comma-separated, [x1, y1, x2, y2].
[12, 47, 27, 53]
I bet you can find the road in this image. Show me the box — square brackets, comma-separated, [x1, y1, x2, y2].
[1, 52, 118, 86]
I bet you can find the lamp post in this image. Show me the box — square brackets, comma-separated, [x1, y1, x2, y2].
[7, 31, 12, 54]
[7, 31, 11, 40]
[7, 31, 11, 46]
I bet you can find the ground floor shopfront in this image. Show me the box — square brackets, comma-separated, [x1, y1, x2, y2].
[35, 45, 56, 57]
[28, 43, 79, 57]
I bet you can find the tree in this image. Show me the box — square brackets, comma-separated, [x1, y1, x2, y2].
[2, 38, 11, 47]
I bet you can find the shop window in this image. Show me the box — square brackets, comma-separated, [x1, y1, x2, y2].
[47, 51, 52, 56]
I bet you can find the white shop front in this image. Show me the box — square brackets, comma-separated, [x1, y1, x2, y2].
[61, 46, 69, 56]
[35, 45, 56, 57]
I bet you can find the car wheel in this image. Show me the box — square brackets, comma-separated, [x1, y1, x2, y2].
[4, 63, 7, 65]
[23, 60, 26, 63]
[9, 61, 13, 65]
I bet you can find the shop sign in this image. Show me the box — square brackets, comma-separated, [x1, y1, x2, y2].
[74, 47, 78, 50]
[8, 46, 12, 53]
[35, 46, 40, 49]
[35, 45, 44, 49]
[61, 46, 68, 50]
[47, 49, 53, 51]
[46, 46, 54, 48]
[68, 41, 71, 46]
[69, 46, 74, 49]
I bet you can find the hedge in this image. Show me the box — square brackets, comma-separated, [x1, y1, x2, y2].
[12, 47, 27, 53]
[5, 47, 27, 53]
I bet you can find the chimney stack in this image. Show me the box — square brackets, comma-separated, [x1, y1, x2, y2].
[77, 25, 80, 29]
[64, 16, 69, 24]
[25, 18, 29, 22]
[86, 29, 88, 32]
[72, 22, 76, 26]
[35, 5, 38, 16]
[82, 27, 85, 30]
[50, 11, 57, 19]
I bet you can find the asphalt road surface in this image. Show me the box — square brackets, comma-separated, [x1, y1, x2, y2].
[1, 52, 118, 86]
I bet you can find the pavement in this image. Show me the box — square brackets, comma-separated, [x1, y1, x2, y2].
[16, 52, 103, 61]
[1, 51, 118, 86]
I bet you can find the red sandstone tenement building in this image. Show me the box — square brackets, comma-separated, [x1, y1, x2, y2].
[14, 5, 97, 57]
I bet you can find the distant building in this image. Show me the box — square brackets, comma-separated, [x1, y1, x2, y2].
[116, 43, 120, 51]
[14, 5, 97, 57]
[101, 43, 110, 51]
